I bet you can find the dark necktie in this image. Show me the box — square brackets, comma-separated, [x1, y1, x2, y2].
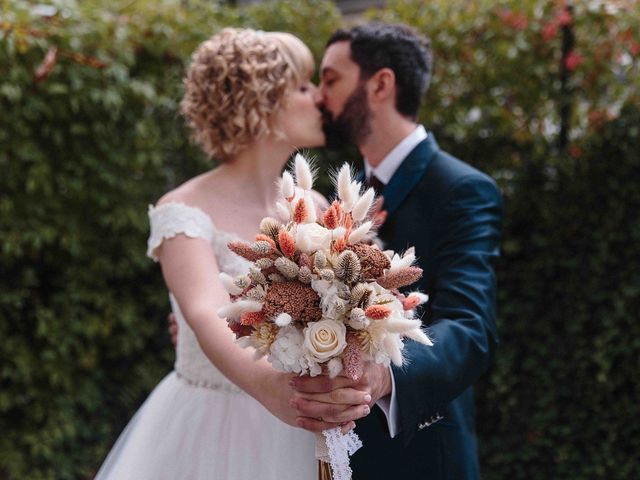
[366, 174, 385, 195]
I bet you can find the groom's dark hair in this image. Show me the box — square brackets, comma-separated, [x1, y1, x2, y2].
[327, 23, 432, 119]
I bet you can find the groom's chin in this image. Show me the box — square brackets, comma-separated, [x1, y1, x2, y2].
[322, 123, 351, 150]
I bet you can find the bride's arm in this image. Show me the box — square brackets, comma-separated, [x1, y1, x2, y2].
[157, 234, 367, 431]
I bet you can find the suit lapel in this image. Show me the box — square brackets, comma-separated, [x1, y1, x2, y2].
[381, 134, 440, 216]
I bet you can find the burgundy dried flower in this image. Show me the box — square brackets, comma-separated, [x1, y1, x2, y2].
[348, 243, 391, 280]
[229, 322, 254, 339]
[240, 310, 266, 326]
[262, 281, 322, 323]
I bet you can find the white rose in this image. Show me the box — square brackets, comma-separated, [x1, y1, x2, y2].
[295, 223, 333, 254]
[303, 319, 347, 362]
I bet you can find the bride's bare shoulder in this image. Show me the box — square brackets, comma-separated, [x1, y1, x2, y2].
[155, 171, 219, 207]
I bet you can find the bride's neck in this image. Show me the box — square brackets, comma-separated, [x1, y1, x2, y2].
[213, 139, 294, 207]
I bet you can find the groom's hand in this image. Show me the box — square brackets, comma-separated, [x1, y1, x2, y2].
[290, 361, 392, 432]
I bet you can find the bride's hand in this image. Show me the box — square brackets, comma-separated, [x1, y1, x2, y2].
[289, 361, 391, 431]
[254, 368, 357, 434]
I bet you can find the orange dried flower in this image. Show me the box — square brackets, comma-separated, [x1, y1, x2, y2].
[278, 229, 296, 257]
[293, 198, 307, 223]
[255, 234, 276, 249]
[333, 237, 347, 253]
[343, 213, 353, 231]
[365, 304, 392, 320]
[323, 205, 339, 229]
[262, 282, 322, 322]
[240, 310, 266, 326]
[402, 295, 421, 311]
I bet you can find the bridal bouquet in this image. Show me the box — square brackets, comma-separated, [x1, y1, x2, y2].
[217, 155, 432, 480]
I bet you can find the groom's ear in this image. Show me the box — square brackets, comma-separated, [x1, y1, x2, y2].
[368, 68, 396, 104]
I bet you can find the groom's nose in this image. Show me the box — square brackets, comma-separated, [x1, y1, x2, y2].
[313, 86, 324, 107]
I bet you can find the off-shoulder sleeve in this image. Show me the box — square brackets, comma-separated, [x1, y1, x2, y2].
[147, 202, 215, 261]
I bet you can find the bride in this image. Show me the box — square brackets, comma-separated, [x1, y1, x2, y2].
[95, 28, 368, 479]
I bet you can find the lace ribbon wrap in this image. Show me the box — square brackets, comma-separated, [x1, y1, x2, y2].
[315, 428, 363, 480]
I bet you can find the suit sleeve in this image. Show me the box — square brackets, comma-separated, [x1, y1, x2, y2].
[391, 173, 503, 445]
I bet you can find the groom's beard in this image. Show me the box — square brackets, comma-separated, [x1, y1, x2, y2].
[321, 84, 372, 150]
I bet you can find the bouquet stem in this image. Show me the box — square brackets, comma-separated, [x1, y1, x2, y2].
[318, 460, 333, 480]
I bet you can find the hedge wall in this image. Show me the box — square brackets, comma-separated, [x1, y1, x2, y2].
[1, 0, 638, 479]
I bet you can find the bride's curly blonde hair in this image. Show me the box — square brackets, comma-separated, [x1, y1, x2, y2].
[180, 28, 314, 161]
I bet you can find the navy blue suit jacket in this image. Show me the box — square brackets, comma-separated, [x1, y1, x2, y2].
[351, 133, 503, 479]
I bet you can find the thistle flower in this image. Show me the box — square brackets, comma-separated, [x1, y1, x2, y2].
[259, 217, 281, 240]
[293, 198, 308, 223]
[262, 281, 322, 323]
[377, 266, 423, 290]
[343, 331, 364, 380]
[365, 304, 392, 320]
[350, 283, 373, 307]
[335, 250, 361, 283]
[348, 244, 391, 280]
[233, 275, 250, 290]
[275, 256, 300, 279]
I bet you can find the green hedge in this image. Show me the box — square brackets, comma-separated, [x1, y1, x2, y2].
[1, 0, 638, 478]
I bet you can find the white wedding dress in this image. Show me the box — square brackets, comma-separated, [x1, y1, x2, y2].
[95, 202, 316, 480]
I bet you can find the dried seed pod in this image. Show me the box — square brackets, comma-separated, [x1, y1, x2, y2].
[298, 266, 313, 284]
[252, 241, 273, 255]
[245, 285, 267, 301]
[335, 250, 361, 283]
[350, 283, 370, 305]
[255, 258, 274, 270]
[314, 251, 327, 270]
[233, 275, 251, 290]
[268, 273, 286, 283]
[275, 257, 300, 279]
[249, 267, 267, 285]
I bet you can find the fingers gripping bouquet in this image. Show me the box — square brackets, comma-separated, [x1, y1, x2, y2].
[217, 155, 433, 480]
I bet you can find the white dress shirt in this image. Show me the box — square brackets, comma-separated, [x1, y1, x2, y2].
[368, 125, 427, 438]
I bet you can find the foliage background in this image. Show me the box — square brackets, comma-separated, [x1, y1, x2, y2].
[1, 0, 638, 478]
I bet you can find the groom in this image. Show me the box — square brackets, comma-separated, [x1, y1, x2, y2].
[290, 23, 503, 479]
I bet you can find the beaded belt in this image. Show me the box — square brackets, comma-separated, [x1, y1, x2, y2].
[174, 370, 244, 394]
